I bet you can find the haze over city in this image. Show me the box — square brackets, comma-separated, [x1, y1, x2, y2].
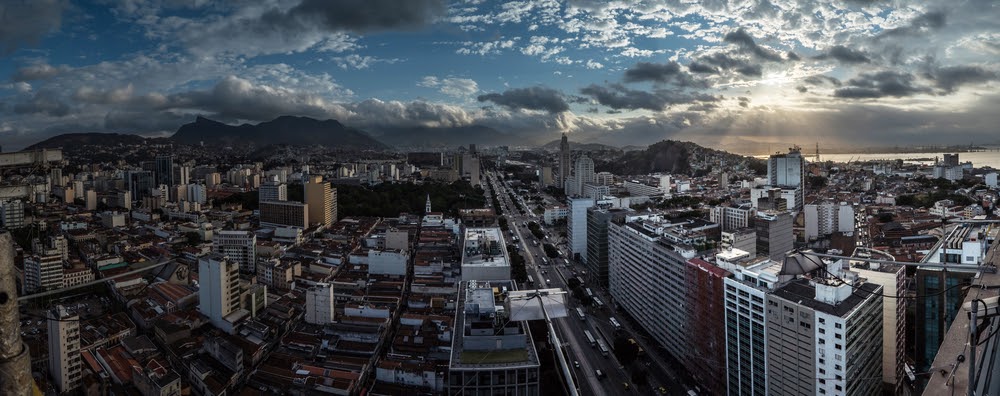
[2, 0, 999, 152]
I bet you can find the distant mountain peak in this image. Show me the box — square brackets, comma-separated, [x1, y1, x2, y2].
[171, 115, 387, 149]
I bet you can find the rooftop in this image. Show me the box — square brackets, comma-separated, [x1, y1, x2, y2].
[771, 278, 882, 317]
[460, 228, 509, 268]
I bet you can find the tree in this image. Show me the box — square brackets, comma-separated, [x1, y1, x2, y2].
[807, 175, 828, 189]
[543, 243, 559, 258]
[566, 277, 581, 290]
[614, 335, 639, 366]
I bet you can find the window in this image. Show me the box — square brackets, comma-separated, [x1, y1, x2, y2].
[819, 328, 825, 334]
[819, 318, 825, 324]
[835, 385, 842, 391]
[835, 323, 842, 329]
[835, 364, 842, 370]
[835, 344, 842, 350]
[835, 333, 842, 339]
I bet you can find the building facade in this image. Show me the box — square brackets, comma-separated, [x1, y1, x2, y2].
[305, 283, 335, 325]
[213, 230, 257, 274]
[48, 305, 82, 393]
[755, 211, 793, 261]
[585, 207, 626, 288]
[566, 197, 595, 263]
[259, 200, 308, 229]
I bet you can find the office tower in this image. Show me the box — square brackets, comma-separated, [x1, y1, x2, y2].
[213, 230, 257, 274]
[567, 197, 596, 263]
[685, 258, 731, 396]
[766, 275, 883, 396]
[259, 201, 308, 229]
[174, 164, 191, 186]
[85, 190, 98, 210]
[48, 305, 82, 393]
[154, 155, 174, 186]
[125, 170, 154, 201]
[986, 172, 998, 188]
[539, 166, 554, 187]
[723, 259, 788, 396]
[0, 200, 25, 228]
[259, 178, 287, 202]
[710, 204, 754, 232]
[853, 261, 907, 393]
[571, 154, 595, 197]
[755, 210, 793, 261]
[305, 175, 333, 227]
[186, 183, 207, 204]
[721, 228, 757, 257]
[23, 253, 64, 294]
[942, 153, 959, 166]
[720, 171, 729, 189]
[198, 255, 244, 333]
[766, 148, 805, 210]
[804, 202, 855, 241]
[447, 280, 540, 394]
[50, 168, 63, 188]
[559, 133, 570, 188]
[585, 207, 626, 287]
[305, 283, 335, 325]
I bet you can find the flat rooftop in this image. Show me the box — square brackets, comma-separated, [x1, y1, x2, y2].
[450, 280, 539, 370]
[771, 278, 882, 318]
[461, 228, 509, 268]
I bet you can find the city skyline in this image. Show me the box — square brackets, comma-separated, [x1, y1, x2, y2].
[2, 1, 999, 152]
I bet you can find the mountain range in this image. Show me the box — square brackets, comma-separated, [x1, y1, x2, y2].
[170, 116, 387, 149]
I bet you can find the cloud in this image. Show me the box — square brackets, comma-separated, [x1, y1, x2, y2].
[815, 45, 871, 64]
[0, 0, 67, 55]
[927, 65, 998, 93]
[288, 0, 446, 33]
[878, 10, 947, 39]
[688, 62, 718, 74]
[72, 84, 135, 104]
[697, 53, 763, 77]
[11, 63, 69, 81]
[804, 75, 843, 87]
[723, 28, 783, 62]
[623, 61, 690, 84]
[13, 92, 71, 117]
[834, 71, 930, 98]
[418, 76, 479, 97]
[331, 54, 402, 70]
[477, 86, 569, 113]
[579, 83, 716, 111]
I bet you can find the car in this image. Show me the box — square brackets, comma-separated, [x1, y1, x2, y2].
[623, 383, 631, 390]
[659, 387, 668, 394]
[595, 369, 605, 379]
[573, 360, 580, 369]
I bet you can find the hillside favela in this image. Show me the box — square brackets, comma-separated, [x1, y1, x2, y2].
[1, 1, 999, 396]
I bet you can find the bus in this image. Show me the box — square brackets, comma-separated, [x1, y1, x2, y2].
[584, 330, 596, 347]
[527, 275, 534, 286]
[593, 297, 604, 308]
[576, 307, 586, 321]
[563, 258, 570, 266]
[585, 288, 594, 298]
[610, 317, 622, 332]
[597, 339, 610, 357]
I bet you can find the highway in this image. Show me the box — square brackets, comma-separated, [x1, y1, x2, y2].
[487, 172, 639, 396]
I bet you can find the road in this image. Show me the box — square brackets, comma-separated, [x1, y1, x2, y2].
[487, 172, 639, 396]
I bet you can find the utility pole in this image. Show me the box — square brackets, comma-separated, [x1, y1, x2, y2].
[0, 232, 33, 395]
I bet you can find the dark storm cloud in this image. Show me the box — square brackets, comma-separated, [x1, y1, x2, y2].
[815, 45, 871, 64]
[163, 76, 334, 120]
[0, 0, 67, 55]
[477, 86, 570, 113]
[688, 62, 717, 74]
[737, 97, 750, 108]
[579, 83, 716, 111]
[927, 65, 998, 92]
[803, 75, 842, 87]
[12, 92, 71, 117]
[785, 51, 801, 61]
[286, 0, 447, 33]
[878, 10, 946, 39]
[834, 71, 929, 98]
[623, 62, 706, 87]
[697, 53, 763, 77]
[723, 28, 784, 62]
[11, 63, 68, 81]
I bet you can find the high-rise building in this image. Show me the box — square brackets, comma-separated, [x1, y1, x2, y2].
[259, 179, 287, 202]
[986, 172, 998, 188]
[571, 154, 595, 197]
[766, 148, 805, 210]
[174, 164, 191, 186]
[804, 202, 855, 241]
[50, 168, 63, 188]
[48, 305, 82, 393]
[766, 275, 883, 396]
[559, 133, 570, 188]
[305, 283, 335, 325]
[447, 280, 540, 395]
[585, 207, 626, 287]
[710, 204, 754, 232]
[24, 253, 64, 294]
[213, 230, 257, 274]
[942, 153, 959, 166]
[155, 155, 174, 187]
[85, 190, 98, 211]
[755, 210, 793, 261]
[186, 183, 207, 204]
[723, 258, 788, 396]
[0, 199, 25, 228]
[198, 255, 245, 333]
[852, 261, 907, 393]
[259, 201, 308, 229]
[305, 175, 334, 227]
[685, 258, 731, 396]
[126, 170, 155, 201]
[567, 197, 595, 263]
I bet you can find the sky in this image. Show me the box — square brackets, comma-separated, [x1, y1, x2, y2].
[1, 0, 998, 153]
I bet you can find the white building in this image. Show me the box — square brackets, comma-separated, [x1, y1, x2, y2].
[186, 183, 207, 204]
[543, 205, 568, 225]
[565, 154, 595, 197]
[213, 230, 257, 274]
[853, 261, 907, 392]
[624, 180, 663, 196]
[367, 249, 409, 276]
[258, 179, 287, 202]
[710, 205, 753, 232]
[198, 255, 246, 334]
[986, 172, 998, 188]
[567, 197, 596, 262]
[804, 202, 855, 241]
[305, 283, 335, 325]
[48, 305, 82, 393]
[460, 228, 511, 281]
[724, 259, 788, 396]
[765, 148, 805, 210]
[24, 253, 63, 294]
[0, 199, 25, 228]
